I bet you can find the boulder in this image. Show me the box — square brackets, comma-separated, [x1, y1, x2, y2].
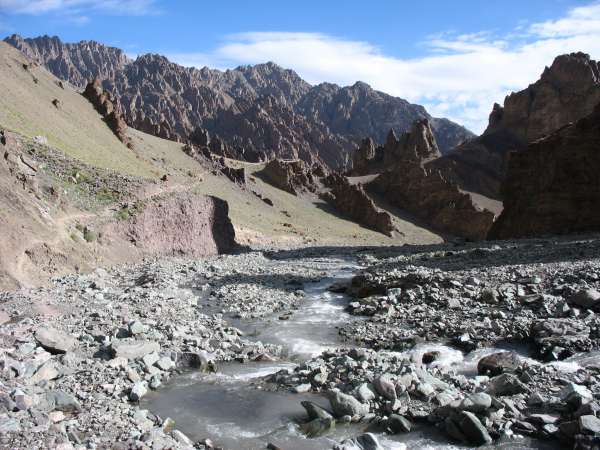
[300, 417, 335, 438]
[334, 433, 383, 450]
[328, 390, 369, 418]
[458, 411, 493, 446]
[387, 414, 412, 433]
[301, 400, 334, 421]
[486, 373, 529, 396]
[372, 374, 397, 400]
[477, 352, 520, 376]
[111, 340, 160, 360]
[34, 328, 76, 354]
[568, 289, 600, 310]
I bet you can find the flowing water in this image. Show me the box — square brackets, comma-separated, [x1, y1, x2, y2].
[142, 258, 563, 450]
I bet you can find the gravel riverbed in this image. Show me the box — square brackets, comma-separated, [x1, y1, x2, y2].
[1, 236, 600, 449]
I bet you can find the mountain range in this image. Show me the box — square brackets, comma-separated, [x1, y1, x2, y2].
[4, 34, 473, 168]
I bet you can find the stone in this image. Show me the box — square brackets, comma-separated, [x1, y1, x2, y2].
[422, 351, 440, 364]
[128, 321, 148, 335]
[356, 383, 376, 403]
[477, 352, 520, 376]
[142, 352, 160, 369]
[486, 373, 529, 396]
[29, 360, 60, 384]
[458, 411, 493, 446]
[387, 414, 412, 433]
[334, 433, 383, 450]
[172, 429, 194, 446]
[460, 393, 492, 413]
[301, 401, 334, 421]
[293, 383, 312, 394]
[175, 351, 216, 371]
[328, 390, 369, 418]
[373, 374, 397, 400]
[579, 415, 600, 434]
[569, 289, 600, 310]
[561, 383, 593, 408]
[300, 417, 335, 438]
[130, 382, 148, 402]
[34, 327, 76, 354]
[111, 340, 160, 360]
[155, 356, 175, 371]
[41, 390, 81, 413]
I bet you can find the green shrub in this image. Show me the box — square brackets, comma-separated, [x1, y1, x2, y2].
[96, 187, 117, 203]
[83, 227, 97, 242]
[116, 207, 131, 220]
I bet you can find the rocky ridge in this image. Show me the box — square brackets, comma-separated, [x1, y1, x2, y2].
[489, 103, 600, 240]
[321, 173, 395, 237]
[431, 52, 600, 199]
[82, 79, 132, 147]
[5, 34, 473, 167]
[369, 119, 495, 240]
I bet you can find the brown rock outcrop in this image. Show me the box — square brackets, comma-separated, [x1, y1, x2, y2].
[431, 52, 600, 199]
[371, 119, 494, 240]
[488, 104, 600, 240]
[486, 52, 600, 142]
[259, 159, 317, 195]
[118, 193, 236, 256]
[322, 173, 394, 236]
[83, 79, 132, 148]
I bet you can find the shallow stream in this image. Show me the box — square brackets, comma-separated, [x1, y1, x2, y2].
[142, 258, 564, 449]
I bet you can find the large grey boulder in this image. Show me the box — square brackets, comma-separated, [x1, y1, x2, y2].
[458, 411, 493, 446]
[111, 340, 160, 360]
[328, 390, 369, 418]
[334, 433, 383, 450]
[34, 327, 76, 354]
[569, 289, 600, 310]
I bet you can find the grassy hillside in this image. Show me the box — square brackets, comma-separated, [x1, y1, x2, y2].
[0, 42, 158, 178]
[0, 39, 442, 291]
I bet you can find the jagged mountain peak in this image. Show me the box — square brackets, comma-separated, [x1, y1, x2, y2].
[4, 34, 474, 166]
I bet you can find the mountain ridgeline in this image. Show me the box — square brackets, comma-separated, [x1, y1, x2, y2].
[4, 34, 473, 168]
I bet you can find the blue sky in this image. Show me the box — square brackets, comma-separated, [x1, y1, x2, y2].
[1, 0, 599, 132]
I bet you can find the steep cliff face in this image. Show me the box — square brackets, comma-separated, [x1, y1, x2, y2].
[431, 52, 600, 199]
[5, 34, 473, 167]
[489, 104, 600, 240]
[486, 52, 600, 142]
[371, 120, 495, 240]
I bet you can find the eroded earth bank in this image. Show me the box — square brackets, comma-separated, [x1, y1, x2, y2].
[2, 236, 600, 449]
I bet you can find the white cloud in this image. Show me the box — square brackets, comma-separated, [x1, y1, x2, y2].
[167, 2, 600, 134]
[0, 0, 158, 16]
